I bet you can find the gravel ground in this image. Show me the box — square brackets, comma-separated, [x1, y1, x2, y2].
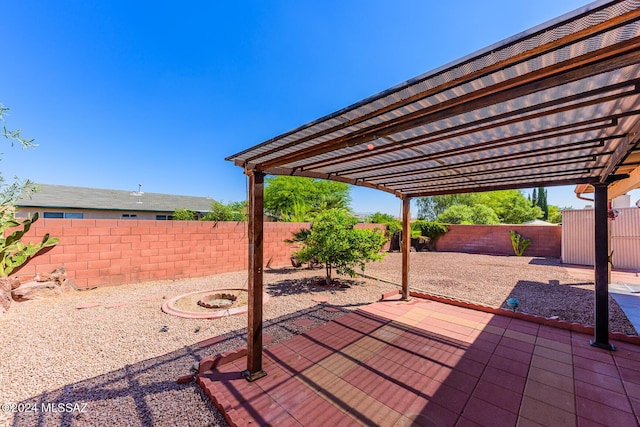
[1, 268, 389, 427]
[365, 252, 636, 335]
[0, 253, 635, 426]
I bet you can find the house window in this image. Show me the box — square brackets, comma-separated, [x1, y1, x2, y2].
[156, 215, 172, 220]
[122, 214, 137, 219]
[43, 212, 84, 219]
[43, 212, 64, 219]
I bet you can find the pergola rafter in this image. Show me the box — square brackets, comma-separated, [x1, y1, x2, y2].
[227, 0, 640, 379]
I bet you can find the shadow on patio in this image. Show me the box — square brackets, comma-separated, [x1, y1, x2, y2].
[198, 296, 640, 426]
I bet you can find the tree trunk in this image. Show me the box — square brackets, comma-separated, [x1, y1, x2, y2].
[325, 263, 332, 285]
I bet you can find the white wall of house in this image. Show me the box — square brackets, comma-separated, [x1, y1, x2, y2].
[16, 207, 172, 220]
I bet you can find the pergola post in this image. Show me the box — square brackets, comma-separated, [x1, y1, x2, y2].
[590, 182, 615, 351]
[401, 197, 411, 300]
[243, 170, 268, 381]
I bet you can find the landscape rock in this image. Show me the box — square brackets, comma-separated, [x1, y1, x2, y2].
[2, 267, 74, 311]
[10, 277, 21, 290]
[34, 272, 52, 282]
[12, 280, 59, 301]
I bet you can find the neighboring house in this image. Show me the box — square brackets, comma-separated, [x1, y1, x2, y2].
[15, 184, 213, 220]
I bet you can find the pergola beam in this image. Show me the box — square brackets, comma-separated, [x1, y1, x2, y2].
[400, 168, 601, 193]
[591, 183, 615, 351]
[384, 156, 600, 187]
[362, 136, 615, 181]
[407, 176, 599, 198]
[243, 170, 268, 382]
[299, 82, 640, 173]
[401, 197, 411, 300]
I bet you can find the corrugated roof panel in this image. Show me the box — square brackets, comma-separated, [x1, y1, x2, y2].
[227, 1, 640, 198]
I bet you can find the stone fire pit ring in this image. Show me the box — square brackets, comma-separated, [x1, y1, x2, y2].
[162, 288, 270, 319]
[198, 292, 237, 309]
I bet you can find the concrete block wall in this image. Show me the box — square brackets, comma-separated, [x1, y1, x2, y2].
[434, 224, 562, 258]
[13, 220, 388, 288]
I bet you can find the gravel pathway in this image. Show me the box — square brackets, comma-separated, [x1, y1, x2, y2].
[0, 253, 634, 426]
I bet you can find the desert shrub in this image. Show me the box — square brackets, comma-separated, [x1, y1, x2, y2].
[509, 230, 531, 256]
[292, 209, 388, 284]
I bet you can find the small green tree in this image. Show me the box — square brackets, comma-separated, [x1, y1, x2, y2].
[470, 204, 500, 224]
[547, 205, 566, 224]
[280, 200, 312, 222]
[172, 208, 197, 220]
[532, 187, 549, 220]
[202, 200, 247, 221]
[292, 209, 387, 285]
[416, 194, 477, 220]
[264, 176, 351, 221]
[368, 212, 401, 239]
[437, 204, 475, 224]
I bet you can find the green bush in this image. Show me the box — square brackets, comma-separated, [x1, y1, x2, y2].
[172, 208, 196, 220]
[368, 212, 401, 238]
[410, 220, 448, 251]
[437, 205, 474, 224]
[202, 200, 247, 221]
[411, 220, 449, 240]
[292, 209, 388, 284]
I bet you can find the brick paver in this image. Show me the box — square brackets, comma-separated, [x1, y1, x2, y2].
[198, 297, 640, 426]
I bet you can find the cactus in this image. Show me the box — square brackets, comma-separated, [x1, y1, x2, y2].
[1, 210, 59, 277]
[509, 230, 531, 257]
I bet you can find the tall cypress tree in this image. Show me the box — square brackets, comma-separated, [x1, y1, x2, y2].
[541, 188, 549, 220]
[534, 187, 549, 220]
[531, 188, 537, 207]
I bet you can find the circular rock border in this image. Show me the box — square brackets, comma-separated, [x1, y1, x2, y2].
[198, 293, 237, 309]
[162, 289, 270, 319]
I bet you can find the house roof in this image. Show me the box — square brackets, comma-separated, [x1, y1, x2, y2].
[227, 0, 640, 199]
[522, 219, 557, 226]
[16, 184, 213, 213]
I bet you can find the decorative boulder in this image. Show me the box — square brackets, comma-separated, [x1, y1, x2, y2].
[2, 267, 74, 312]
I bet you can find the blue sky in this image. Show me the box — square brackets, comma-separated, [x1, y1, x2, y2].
[2, 0, 638, 215]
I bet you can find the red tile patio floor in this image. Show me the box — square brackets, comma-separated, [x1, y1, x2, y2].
[197, 297, 640, 426]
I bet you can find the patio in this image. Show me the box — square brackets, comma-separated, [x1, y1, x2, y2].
[198, 295, 640, 426]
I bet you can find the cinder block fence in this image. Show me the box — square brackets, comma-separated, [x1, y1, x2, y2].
[13, 220, 561, 288]
[435, 224, 561, 257]
[14, 220, 386, 288]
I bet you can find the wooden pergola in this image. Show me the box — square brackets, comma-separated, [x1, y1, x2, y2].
[226, 0, 640, 381]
